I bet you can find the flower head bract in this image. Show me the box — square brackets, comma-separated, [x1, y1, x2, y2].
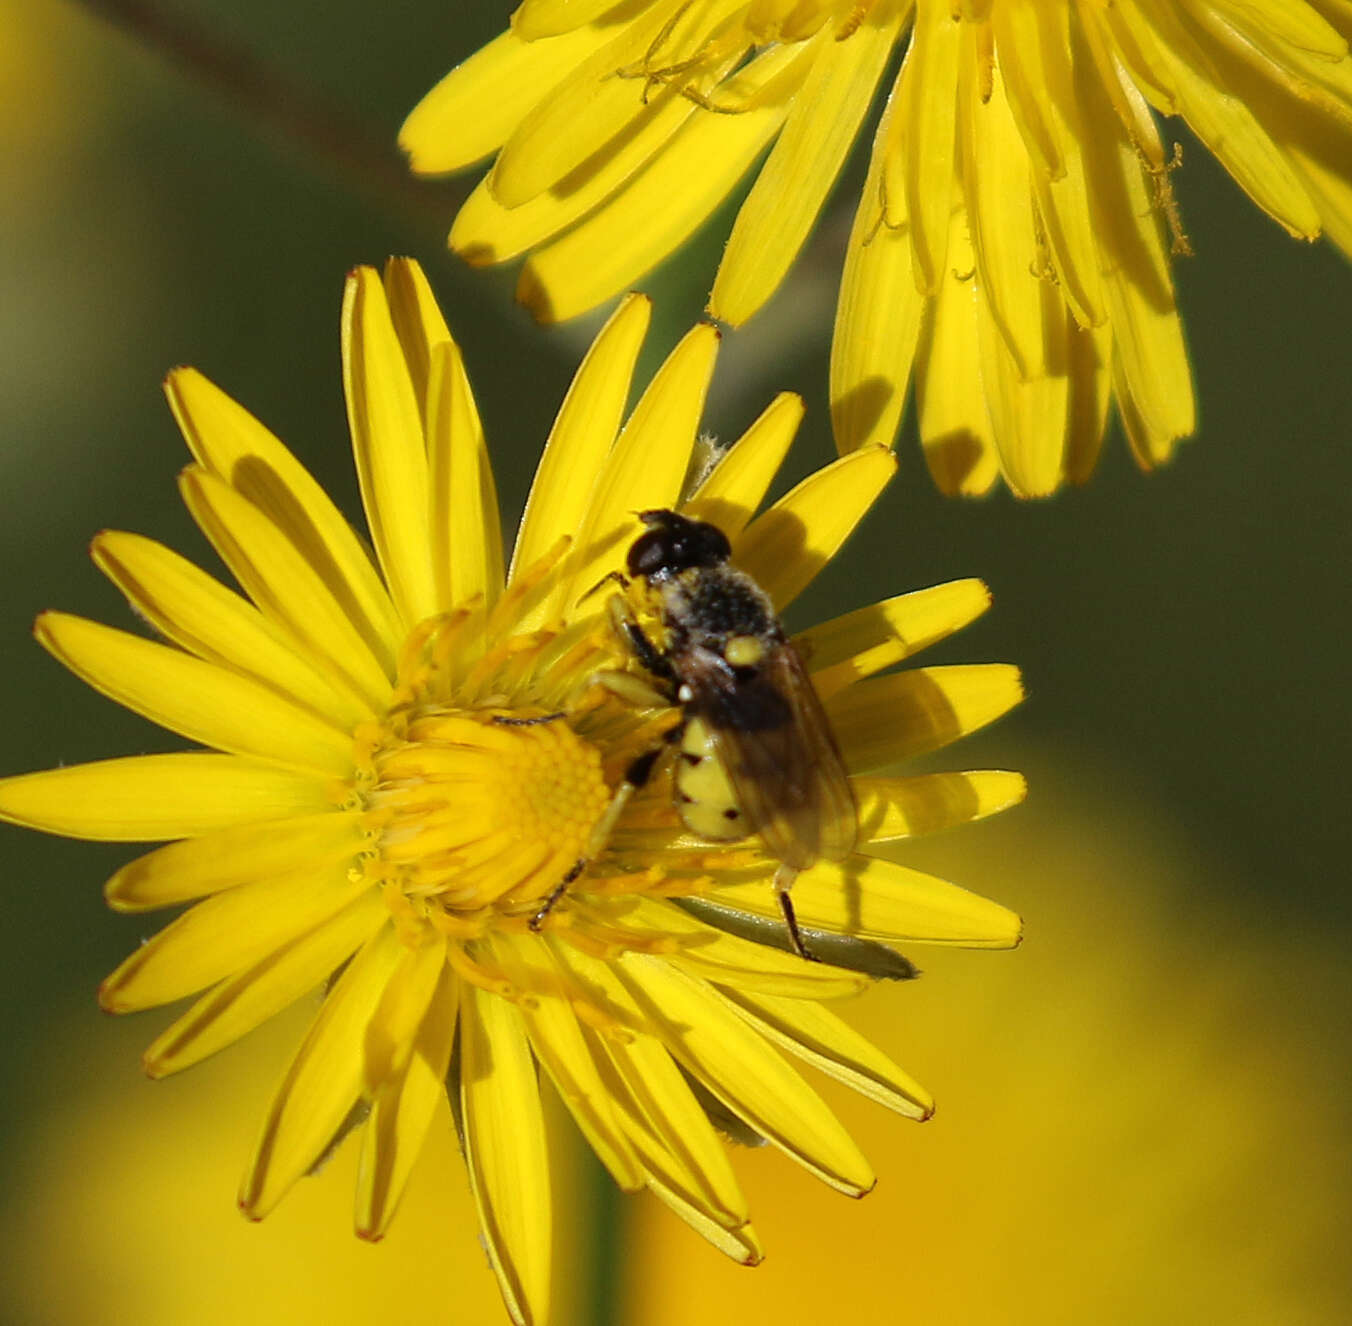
[401, 0, 1352, 496]
[0, 260, 1025, 1325]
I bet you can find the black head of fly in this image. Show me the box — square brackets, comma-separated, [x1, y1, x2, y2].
[628, 509, 732, 583]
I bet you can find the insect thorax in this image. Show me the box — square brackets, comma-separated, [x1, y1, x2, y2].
[656, 565, 780, 655]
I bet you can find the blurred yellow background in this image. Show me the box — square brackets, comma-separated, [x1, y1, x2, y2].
[2, 2, 1350, 1323]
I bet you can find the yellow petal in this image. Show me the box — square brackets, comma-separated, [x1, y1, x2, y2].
[1213, 0, 1349, 58]
[1063, 318, 1113, 485]
[642, 1174, 764, 1264]
[799, 579, 992, 698]
[491, 0, 719, 208]
[357, 965, 458, 1240]
[240, 923, 404, 1219]
[733, 445, 896, 610]
[363, 934, 448, 1090]
[1078, 3, 1172, 170]
[616, 955, 875, 1194]
[382, 257, 452, 417]
[1195, 0, 1352, 129]
[682, 391, 803, 538]
[1113, 349, 1181, 469]
[1074, 26, 1196, 449]
[0, 754, 334, 841]
[516, 46, 802, 323]
[493, 933, 644, 1191]
[460, 982, 552, 1326]
[1122, 1, 1322, 237]
[855, 769, 1028, 841]
[893, 0, 960, 294]
[143, 889, 387, 1077]
[512, 0, 628, 40]
[715, 852, 1023, 947]
[554, 939, 750, 1228]
[827, 662, 1024, 770]
[912, 212, 1001, 496]
[100, 860, 369, 1013]
[426, 338, 504, 613]
[341, 267, 438, 628]
[569, 1019, 740, 1237]
[164, 367, 400, 670]
[977, 280, 1072, 498]
[711, 7, 904, 325]
[563, 322, 720, 608]
[179, 467, 394, 714]
[1208, 17, 1352, 246]
[992, 2, 1106, 327]
[92, 531, 370, 730]
[958, 41, 1046, 382]
[35, 612, 354, 777]
[400, 24, 614, 174]
[1291, 132, 1352, 249]
[450, 64, 711, 267]
[511, 293, 650, 588]
[105, 810, 365, 913]
[830, 89, 927, 454]
[718, 985, 933, 1118]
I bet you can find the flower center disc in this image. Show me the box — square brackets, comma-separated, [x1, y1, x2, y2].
[366, 711, 611, 928]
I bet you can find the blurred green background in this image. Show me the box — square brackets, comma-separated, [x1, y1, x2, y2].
[2, 1, 1350, 1322]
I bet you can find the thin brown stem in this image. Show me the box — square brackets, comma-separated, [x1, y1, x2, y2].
[72, 0, 469, 231]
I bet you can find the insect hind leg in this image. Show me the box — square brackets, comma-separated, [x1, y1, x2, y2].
[773, 864, 818, 962]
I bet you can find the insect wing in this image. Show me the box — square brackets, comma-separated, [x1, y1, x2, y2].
[691, 642, 857, 870]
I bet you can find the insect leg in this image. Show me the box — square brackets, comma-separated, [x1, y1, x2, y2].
[490, 711, 566, 727]
[530, 590, 682, 929]
[577, 568, 631, 607]
[529, 723, 685, 931]
[529, 858, 587, 931]
[586, 668, 671, 710]
[607, 593, 677, 684]
[773, 863, 818, 962]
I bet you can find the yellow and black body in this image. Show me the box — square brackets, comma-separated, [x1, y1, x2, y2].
[612, 509, 858, 957]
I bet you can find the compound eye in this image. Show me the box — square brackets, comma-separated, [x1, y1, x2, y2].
[627, 531, 673, 578]
[693, 522, 731, 563]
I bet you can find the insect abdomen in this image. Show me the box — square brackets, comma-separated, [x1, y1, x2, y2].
[674, 717, 745, 842]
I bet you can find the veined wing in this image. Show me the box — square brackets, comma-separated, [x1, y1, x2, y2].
[686, 640, 857, 870]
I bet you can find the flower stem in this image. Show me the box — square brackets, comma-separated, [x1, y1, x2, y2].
[582, 1148, 627, 1326]
[70, 0, 468, 232]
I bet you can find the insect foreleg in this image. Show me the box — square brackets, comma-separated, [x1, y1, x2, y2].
[577, 568, 631, 607]
[607, 593, 677, 683]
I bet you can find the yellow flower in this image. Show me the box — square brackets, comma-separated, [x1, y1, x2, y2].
[7, 756, 1346, 1326]
[0, 259, 1025, 1326]
[401, 0, 1352, 496]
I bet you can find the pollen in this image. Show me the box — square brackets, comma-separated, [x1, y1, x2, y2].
[364, 710, 611, 923]
[350, 612, 618, 930]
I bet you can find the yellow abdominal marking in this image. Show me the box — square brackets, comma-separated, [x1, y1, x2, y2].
[677, 717, 745, 843]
